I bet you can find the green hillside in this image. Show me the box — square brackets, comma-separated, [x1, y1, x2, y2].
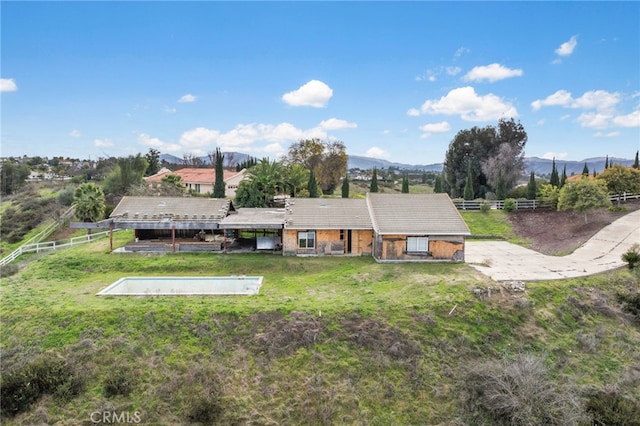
[1, 230, 639, 424]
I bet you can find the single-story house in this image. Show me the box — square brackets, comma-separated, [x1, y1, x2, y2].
[366, 193, 470, 262]
[144, 168, 246, 197]
[71, 193, 471, 262]
[282, 198, 373, 256]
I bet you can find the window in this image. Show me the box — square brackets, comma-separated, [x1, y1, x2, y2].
[195, 184, 201, 193]
[298, 231, 316, 249]
[407, 236, 429, 253]
[339, 230, 345, 240]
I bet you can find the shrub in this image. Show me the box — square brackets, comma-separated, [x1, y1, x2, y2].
[622, 244, 640, 269]
[0, 263, 19, 278]
[186, 392, 223, 425]
[479, 200, 491, 213]
[503, 198, 516, 212]
[0, 353, 80, 417]
[103, 368, 135, 397]
[585, 386, 640, 426]
[460, 353, 586, 425]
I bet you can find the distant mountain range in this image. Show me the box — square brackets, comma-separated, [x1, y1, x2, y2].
[160, 153, 635, 177]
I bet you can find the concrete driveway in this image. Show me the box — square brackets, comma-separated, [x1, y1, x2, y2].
[465, 209, 640, 281]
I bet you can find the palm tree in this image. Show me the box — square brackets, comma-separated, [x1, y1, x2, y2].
[284, 164, 309, 198]
[247, 158, 285, 206]
[73, 183, 106, 234]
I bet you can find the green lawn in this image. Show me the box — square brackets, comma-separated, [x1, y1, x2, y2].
[2, 230, 639, 424]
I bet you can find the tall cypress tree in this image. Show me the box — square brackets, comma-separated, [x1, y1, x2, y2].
[370, 168, 379, 193]
[463, 161, 474, 200]
[582, 162, 590, 177]
[401, 175, 409, 193]
[604, 155, 609, 169]
[212, 148, 225, 198]
[434, 175, 443, 193]
[634, 150, 639, 169]
[527, 171, 537, 200]
[550, 158, 559, 187]
[308, 169, 319, 198]
[560, 164, 567, 189]
[341, 175, 349, 198]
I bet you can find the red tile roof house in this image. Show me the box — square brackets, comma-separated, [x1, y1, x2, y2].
[144, 168, 247, 197]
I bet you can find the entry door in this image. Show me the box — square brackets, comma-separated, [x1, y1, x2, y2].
[347, 230, 352, 254]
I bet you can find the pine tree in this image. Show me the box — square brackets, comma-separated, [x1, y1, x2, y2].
[582, 162, 590, 177]
[341, 175, 349, 198]
[560, 164, 567, 189]
[527, 171, 537, 200]
[593, 169, 597, 178]
[605, 155, 609, 169]
[307, 169, 319, 198]
[370, 168, 379, 193]
[212, 148, 225, 198]
[550, 158, 559, 187]
[463, 161, 474, 200]
[401, 175, 409, 193]
[634, 150, 639, 169]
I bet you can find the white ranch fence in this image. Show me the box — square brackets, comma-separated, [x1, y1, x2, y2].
[453, 192, 640, 211]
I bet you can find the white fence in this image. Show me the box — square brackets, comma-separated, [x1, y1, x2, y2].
[0, 229, 119, 268]
[453, 192, 640, 211]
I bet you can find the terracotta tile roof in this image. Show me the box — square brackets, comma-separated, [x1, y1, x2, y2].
[366, 193, 470, 235]
[144, 168, 241, 184]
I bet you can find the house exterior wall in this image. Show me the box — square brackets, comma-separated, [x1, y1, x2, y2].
[282, 229, 373, 256]
[373, 234, 465, 262]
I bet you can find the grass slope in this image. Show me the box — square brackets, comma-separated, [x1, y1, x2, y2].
[2, 230, 640, 424]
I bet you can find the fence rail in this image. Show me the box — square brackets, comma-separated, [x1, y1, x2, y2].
[1, 229, 118, 267]
[453, 192, 640, 211]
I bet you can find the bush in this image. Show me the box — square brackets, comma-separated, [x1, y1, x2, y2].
[103, 368, 135, 397]
[0, 263, 19, 278]
[585, 386, 640, 426]
[479, 200, 491, 213]
[460, 353, 586, 425]
[186, 392, 223, 424]
[622, 244, 640, 269]
[0, 353, 81, 417]
[503, 198, 517, 212]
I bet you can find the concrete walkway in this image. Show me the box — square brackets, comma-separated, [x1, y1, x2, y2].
[465, 209, 640, 281]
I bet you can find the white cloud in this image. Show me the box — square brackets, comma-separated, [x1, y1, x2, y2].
[0, 78, 18, 92]
[532, 89, 620, 112]
[446, 66, 462, 76]
[571, 90, 620, 111]
[94, 138, 114, 148]
[382, 129, 391, 135]
[319, 118, 357, 131]
[454, 47, 470, 58]
[282, 80, 333, 107]
[180, 127, 222, 148]
[69, 130, 81, 138]
[594, 131, 620, 138]
[138, 133, 182, 152]
[407, 108, 420, 117]
[366, 147, 390, 159]
[577, 112, 612, 129]
[612, 110, 640, 127]
[178, 94, 196, 103]
[419, 121, 451, 138]
[463, 63, 523, 83]
[165, 107, 177, 113]
[531, 90, 573, 111]
[541, 152, 569, 160]
[536, 119, 545, 126]
[418, 86, 518, 122]
[263, 143, 285, 155]
[555, 35, 578, 57]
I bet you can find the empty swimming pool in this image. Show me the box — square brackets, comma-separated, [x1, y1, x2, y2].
[97, 276, 263, 296]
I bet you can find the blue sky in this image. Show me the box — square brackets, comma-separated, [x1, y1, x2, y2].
[1, 1, 639, 165]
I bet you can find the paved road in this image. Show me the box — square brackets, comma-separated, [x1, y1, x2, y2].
[465, 209, 640, 281]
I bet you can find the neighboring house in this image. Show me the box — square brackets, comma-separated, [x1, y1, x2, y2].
[282, 198, 373, 256]
[144, 168, 247, 197]
[366, 193, 470, 262]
